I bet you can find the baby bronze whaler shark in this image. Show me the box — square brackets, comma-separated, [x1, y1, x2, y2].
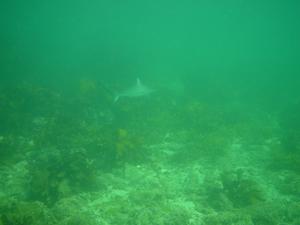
[114, 78, 155, 102]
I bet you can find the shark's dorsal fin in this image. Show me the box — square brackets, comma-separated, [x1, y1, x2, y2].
[136, 78, 141, 86]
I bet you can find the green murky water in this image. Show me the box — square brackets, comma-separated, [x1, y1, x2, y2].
[0, 1, 300, 224]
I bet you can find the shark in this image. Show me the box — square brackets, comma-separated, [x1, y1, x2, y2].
[114, 78, 154, 102]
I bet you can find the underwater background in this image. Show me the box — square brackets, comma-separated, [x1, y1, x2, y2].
[1, 0, 300, 224]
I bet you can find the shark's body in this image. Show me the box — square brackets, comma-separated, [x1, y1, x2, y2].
[114, 78, 154, 102]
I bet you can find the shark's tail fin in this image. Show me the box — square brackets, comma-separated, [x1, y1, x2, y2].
[114, 95, 120, 103]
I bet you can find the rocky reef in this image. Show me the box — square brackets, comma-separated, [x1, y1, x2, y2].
[0, 82, 299, 225]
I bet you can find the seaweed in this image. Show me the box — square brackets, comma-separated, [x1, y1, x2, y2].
[26, 148, 98, 206]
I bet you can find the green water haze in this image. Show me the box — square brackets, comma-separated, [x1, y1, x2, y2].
[0, 0, 300, 224]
